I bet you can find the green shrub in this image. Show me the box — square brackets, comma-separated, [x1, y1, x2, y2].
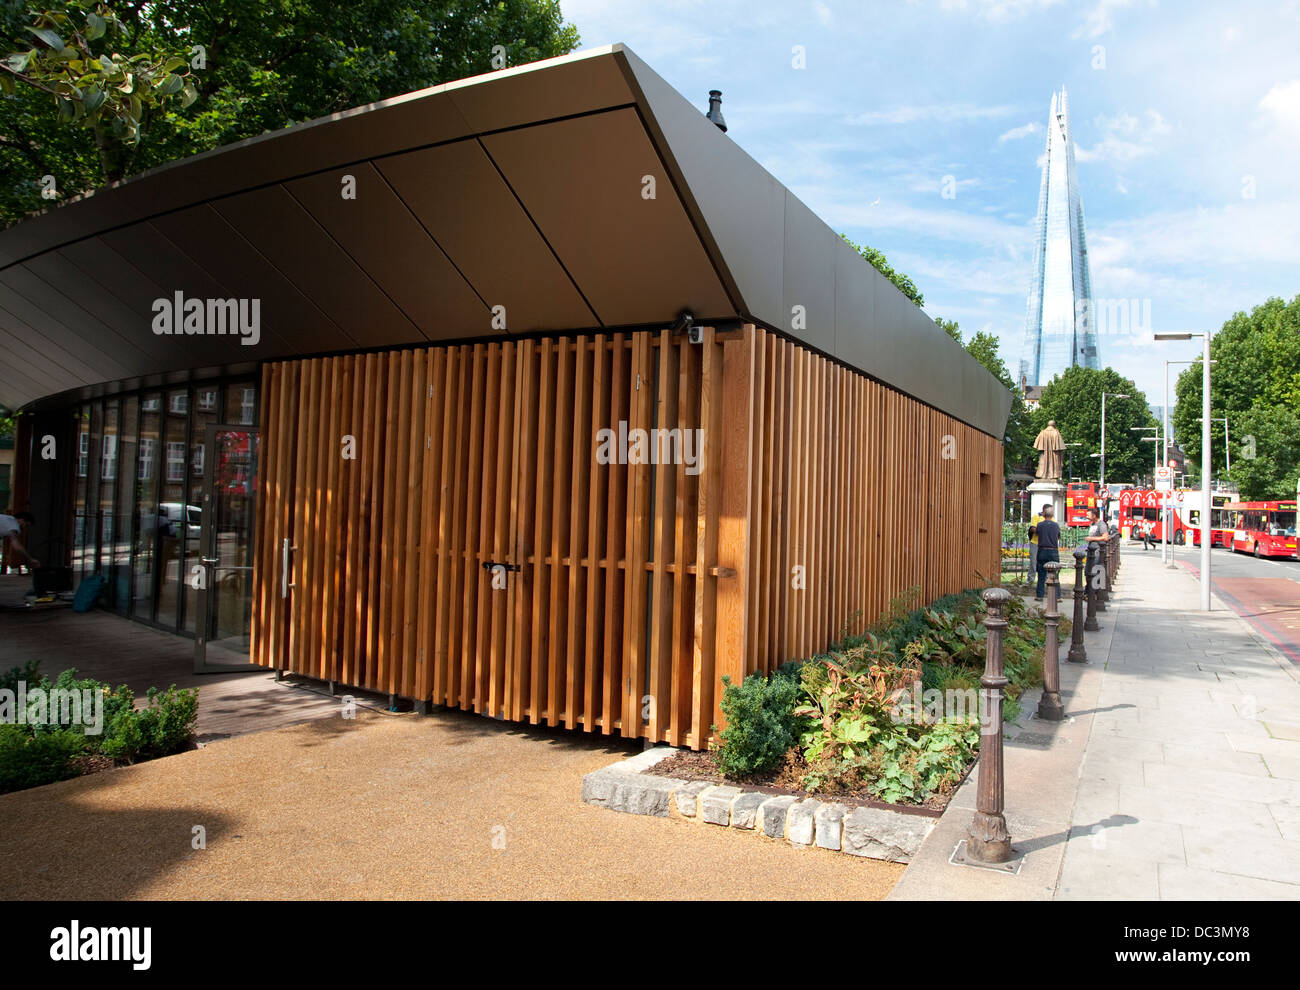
[0, 658, 40, 695]
[0, 723, 87, 793]
[713, 672, 803, 778]
[102, 685, 198, 762]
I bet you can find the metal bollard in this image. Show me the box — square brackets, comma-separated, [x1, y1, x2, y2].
[967, 587, 1013, 863]
[1085, 545, 1101, 631]
[1096, 537, 1110, 611]
[1038, 561, 1065, 720]
[1069, 547, 1088, 662]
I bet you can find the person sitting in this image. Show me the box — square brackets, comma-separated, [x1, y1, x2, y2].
[0, 511, 40, 574]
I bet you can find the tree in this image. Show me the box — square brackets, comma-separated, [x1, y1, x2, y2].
[964, 328, 1034, 471]
[1227, 404, 1300, 501]
[840, 233, 924, 307]
[1, 0, 580, 223]
[1172, 295, 1300, 499]
[3, 2, 197, 182]
[1031, 366, 1158, 485]
[934, 316, 961, 342]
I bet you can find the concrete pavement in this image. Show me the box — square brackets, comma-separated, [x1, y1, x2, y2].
[892, 547, 1300, 900]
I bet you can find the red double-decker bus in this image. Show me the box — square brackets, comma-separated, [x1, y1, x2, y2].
[1065, 482, 1098, 527]
[1223, 500, 1298, 558]
[1185, 492, 1234, 548]
[1119, 489, 1189, 543]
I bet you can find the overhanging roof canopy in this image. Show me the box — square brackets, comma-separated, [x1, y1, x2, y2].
[0, 43, 1012, 438]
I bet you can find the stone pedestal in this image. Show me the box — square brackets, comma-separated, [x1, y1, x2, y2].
[1026, 480, 1066, 525]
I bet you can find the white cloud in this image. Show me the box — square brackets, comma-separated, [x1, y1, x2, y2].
[998, 121, 1041, 143]
[813, 1, 832, 25]
[1074, 109, 1170, 162]
[939, 0, 1065, 21]
[1259, 80, 1300, 131]
[846, 102, 1018, 126]
[1072, 0, 1138, 39]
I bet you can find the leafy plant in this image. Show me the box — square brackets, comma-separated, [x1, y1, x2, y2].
[712, 670, 803, 779]
[0, 723, 86, 793]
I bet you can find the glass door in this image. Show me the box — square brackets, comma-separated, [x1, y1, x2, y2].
[193, 425, 261, 672]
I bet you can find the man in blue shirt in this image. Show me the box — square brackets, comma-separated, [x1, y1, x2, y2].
[1034, 505, 1061, 601]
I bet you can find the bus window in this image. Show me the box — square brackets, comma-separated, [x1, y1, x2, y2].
[1274, 510, 1296, 537]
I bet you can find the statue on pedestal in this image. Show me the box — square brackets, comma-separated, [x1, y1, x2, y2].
[1033, 420, 1065, 482]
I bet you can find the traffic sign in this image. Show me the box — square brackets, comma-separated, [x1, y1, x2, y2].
[1155, 466, 1173, 492]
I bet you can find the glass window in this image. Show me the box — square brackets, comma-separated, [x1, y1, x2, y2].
[155, 389, 189, 630]
[99, 400, 119, 583]
[166, 442, 186, 483]
[184, 385, 220, 633]
[224, 382, 258, 426]
[111, 397, 138, 615]
[72, 405, 92, 578]
[135, 393, 161, 620]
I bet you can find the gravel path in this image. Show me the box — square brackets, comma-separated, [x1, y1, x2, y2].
[0, 706, 902, 899]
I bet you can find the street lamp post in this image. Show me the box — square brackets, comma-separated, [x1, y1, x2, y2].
[1155, 332, 1213, 611]
[1100, 391, 1130, 495]
[1200, 417, 1230, 479]
[1065, 441, 1082, 483]
[1132, 426, 1159, 485]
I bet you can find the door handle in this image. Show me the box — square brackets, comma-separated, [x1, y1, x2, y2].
[281, 539, 298, 598]
[201, 557, 219, 565]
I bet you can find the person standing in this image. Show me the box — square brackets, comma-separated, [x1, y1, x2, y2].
[1028, 502, 1047, 585]
[1084, 507, 1109, 592]
[1034, 505, 1061, 601]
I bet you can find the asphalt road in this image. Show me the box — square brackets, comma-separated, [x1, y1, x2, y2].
[1134, 539, 1300, 665]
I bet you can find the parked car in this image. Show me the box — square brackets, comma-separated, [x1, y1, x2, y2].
[142, 502, 202, 540]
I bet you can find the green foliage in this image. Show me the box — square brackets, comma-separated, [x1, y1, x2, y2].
[0, 662, 198, 791]
[1031, 365, 1158, 485]
[840, 233, 924, 307]
[863, 719, 979, 805]
[0, 723, 86, 792]
[0, 657, 41, 694]
[1172, 296, 1300, 499]
[101, 684, 198, 761]
[1, 0, 581, 220]
[713, 670, 803, 779]
[2, 0, 197, 181]
[794, 641, 914, 763]
[965, 328, 1035, 471]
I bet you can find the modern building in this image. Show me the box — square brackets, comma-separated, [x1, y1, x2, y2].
[2, 45, 1011, 748]
[1018, 86, 1099, 388]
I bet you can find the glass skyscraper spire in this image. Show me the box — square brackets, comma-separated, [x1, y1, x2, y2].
[1019, 86, 1099, 388]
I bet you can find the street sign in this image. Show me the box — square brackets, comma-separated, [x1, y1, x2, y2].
[1155, 466, 1173, 492]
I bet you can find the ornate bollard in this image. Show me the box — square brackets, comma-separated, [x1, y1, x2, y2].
[1096, 536, 1109, 611]
[1084, 544, 1101, 631]
[1037, 562, 1065, 720]
[967, 587, 1013, 864]
[1069, 547, 1088, 662]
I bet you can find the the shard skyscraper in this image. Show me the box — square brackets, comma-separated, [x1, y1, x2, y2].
[1018, 87, 1099, 388]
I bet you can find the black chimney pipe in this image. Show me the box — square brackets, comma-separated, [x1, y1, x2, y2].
[705, 90, 727, 132]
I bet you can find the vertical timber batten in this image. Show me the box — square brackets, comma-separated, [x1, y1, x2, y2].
[249, 325, 1004, 749]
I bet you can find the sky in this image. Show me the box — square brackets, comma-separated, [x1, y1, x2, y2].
[558, 0, 1300, 413]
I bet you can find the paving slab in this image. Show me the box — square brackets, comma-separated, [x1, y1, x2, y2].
[892, 551, 1300, 900]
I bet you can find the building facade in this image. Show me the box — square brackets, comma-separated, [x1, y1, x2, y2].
[1019, 87, 1099, 388]
[2, 45, 1011, 746]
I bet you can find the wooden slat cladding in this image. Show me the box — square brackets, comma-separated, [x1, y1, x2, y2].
[251, 326, 1003, 748]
